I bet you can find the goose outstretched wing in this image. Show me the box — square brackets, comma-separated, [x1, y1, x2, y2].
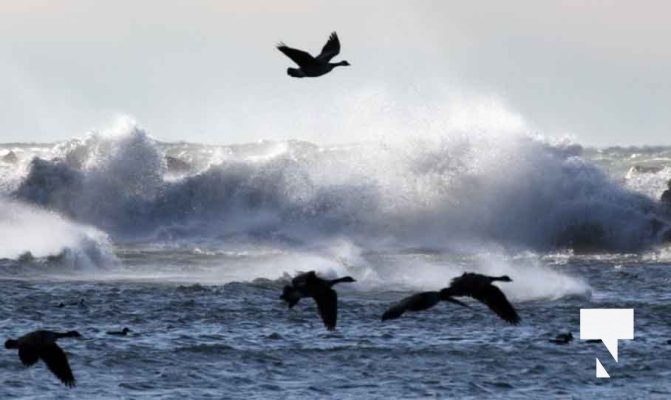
[471, 285, 520, 324]
[313, 288, 338, 330]
[381, 292, 441, 321]
[277, 44, 317, 68]
[40, 344, 76, 388]
[316, 32, 340, 62]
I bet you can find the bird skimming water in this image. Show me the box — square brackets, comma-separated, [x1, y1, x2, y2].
[381, 272, 520, 324]
[5, 330, 81, 388]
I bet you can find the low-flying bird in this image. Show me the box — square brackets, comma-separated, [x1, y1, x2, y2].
[277, 32, 350, 78]
[440, 273, 520, 324]
[280, 271, 355, 330]
[280, 271, 356, 309]
[5, 330, 81, 388]
[381, 272, 520, 324]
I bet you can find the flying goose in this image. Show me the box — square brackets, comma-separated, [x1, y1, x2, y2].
[5, 330, 81, 387]
[381, 273, 520, 324]
[277, 32, 350, 78]
[440, 273, 520, 324]
[441, 272, 520, 325]
[281, 271, 355, 330]
[280, 270, 355, 308]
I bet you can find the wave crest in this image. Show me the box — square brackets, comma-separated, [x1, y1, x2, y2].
[9, 123, 670, 253]
[0, 199, 118, 273]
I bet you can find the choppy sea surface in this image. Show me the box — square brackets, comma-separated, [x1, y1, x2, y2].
[2, 124, 671, 398]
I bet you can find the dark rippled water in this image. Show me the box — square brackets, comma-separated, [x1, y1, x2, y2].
[3, 135, 671, 398]
[2, 251, 671, 399]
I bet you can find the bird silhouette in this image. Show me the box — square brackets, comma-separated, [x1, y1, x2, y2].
[5, 330, 81, 388]
[281, 271, 355, 330]
[382, 272, 520, 324]
[107, 327, 131, 336]
[440, 273, 520, 324]
[277, 32, 350, 78]
[280, 271, 355, 309]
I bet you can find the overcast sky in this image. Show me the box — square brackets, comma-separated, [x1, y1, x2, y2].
[1, 0, 670, 146]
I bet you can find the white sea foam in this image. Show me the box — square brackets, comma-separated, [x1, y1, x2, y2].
[0, 198, 117, 270]
[6, 119, 667, 255]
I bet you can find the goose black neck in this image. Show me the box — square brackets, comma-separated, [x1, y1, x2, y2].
[329, 276, 355, 285]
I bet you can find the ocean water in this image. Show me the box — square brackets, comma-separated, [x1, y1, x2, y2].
[1, 123, 671, 399]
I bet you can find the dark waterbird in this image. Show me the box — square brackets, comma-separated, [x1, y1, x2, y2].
[280, 271, 356, 330]
[107, 327, 131, 336]
[382, 272, 520, 324]
[549, 332, 574, 344]
[441, 273, 520, 324]
[57, 298, 85, 308]
[5, 330, 81, 388]
[280, 271, 356, 308]
[277, 32, 350, 78]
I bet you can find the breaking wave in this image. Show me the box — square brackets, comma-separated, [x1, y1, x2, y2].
[4, 121, 670, 254]
[0, 199, 118, 273]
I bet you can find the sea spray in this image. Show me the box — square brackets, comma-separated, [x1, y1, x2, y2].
[5, 121, 669, 253]
[0, 198, 118, 272]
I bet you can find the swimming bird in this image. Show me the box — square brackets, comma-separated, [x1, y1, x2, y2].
[280, 271, 355, 309]
[441, 273, 520, 324]
[381, 291, 469, 321]
[281, 271, 355, 330]
[107, 327, 131, 336]
[57, 299, 85, 308]
[5, 330, 81, 387]
[277, 32, 350, 78]
[549, 332, 574, 344]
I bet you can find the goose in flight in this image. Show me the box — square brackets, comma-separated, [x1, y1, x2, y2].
[381, 272, 520, 324]
[280, 270, 355, 308]
[280, 271, 355, 330]
[441, 273, 520, 324]
[5, 330, 81, 388]
[277, 32, 350, 78]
